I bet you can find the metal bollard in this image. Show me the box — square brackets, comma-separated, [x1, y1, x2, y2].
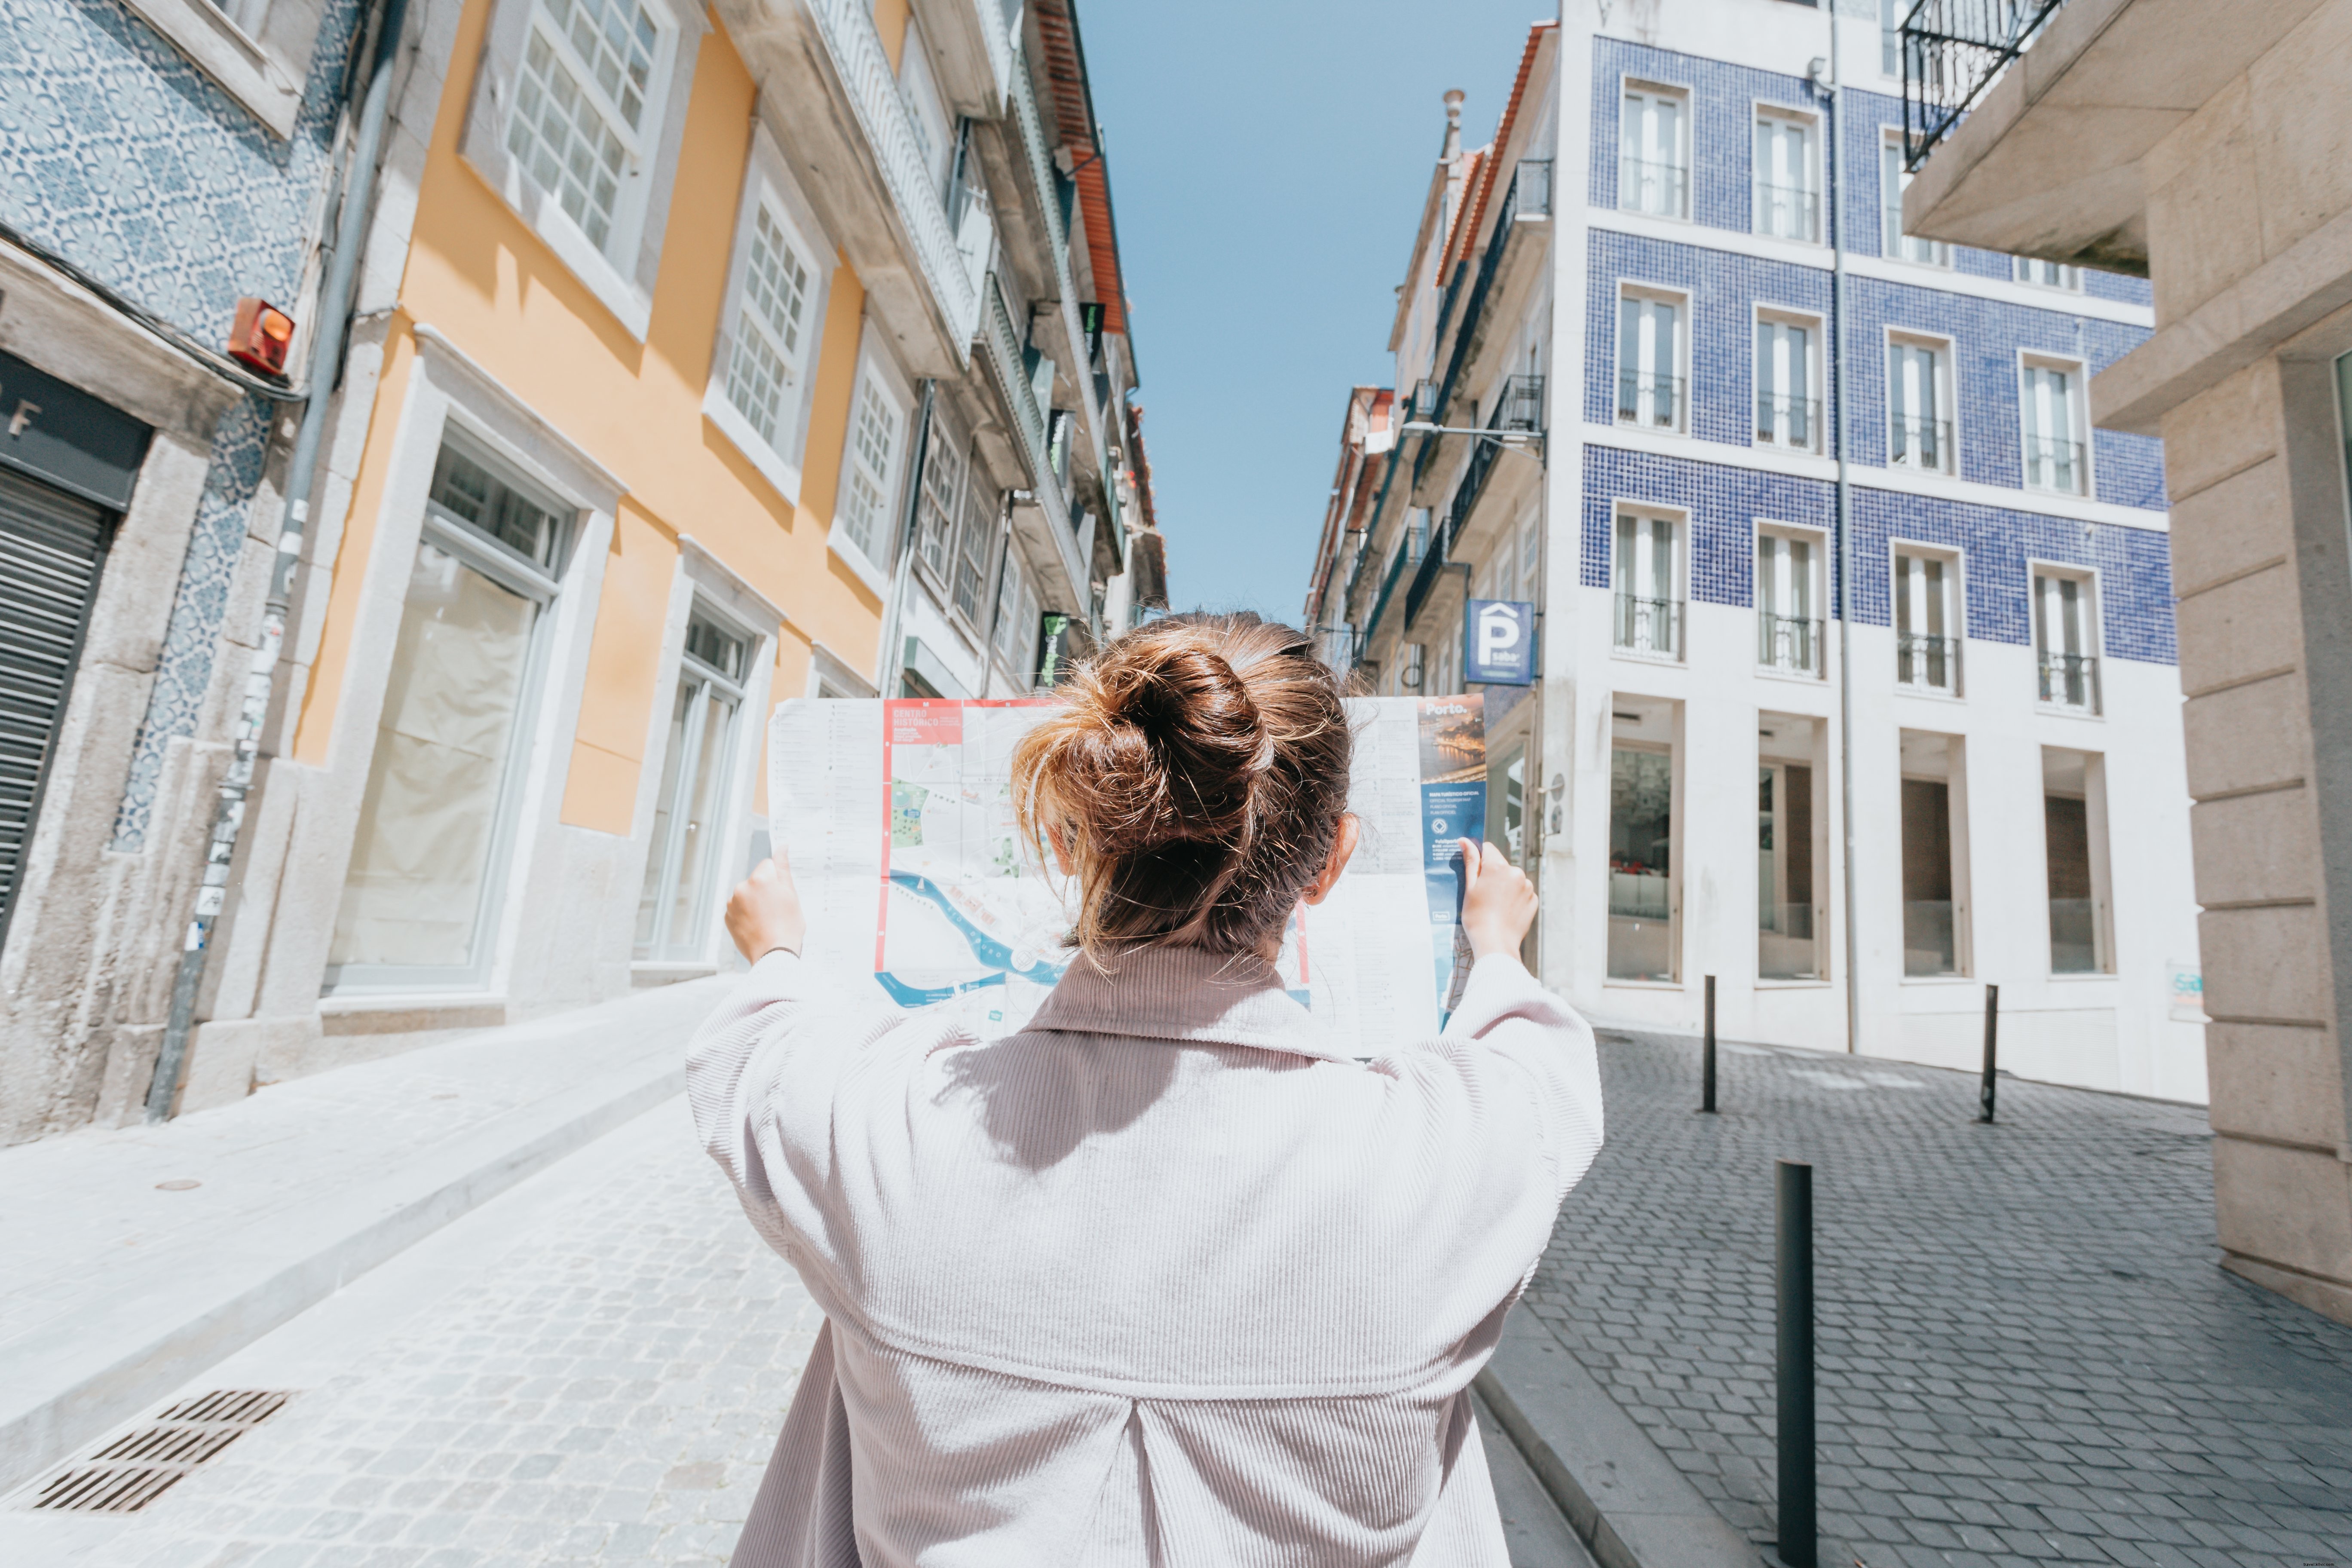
[1979, 983, 2000, 1124]
[1701, 974, 1718, 1114]
[1776, 1159, 1817, 1568]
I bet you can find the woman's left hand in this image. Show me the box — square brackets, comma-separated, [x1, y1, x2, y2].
[726, 852, 808, 963]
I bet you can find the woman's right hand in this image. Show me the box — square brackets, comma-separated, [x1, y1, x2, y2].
[1458, 838, 1537, 962]
[726, 852, 808, 963]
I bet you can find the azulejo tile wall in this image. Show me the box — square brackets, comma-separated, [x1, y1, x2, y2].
[0, 0, 368, 848]
[1580, 444, 2178, 667]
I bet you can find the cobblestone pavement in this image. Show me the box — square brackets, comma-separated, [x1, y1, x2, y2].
[60, 1101, 824, 1568]
[1523, 1033, 2352, 1568]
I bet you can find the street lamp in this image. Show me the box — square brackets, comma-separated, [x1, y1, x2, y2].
[1396, 420, 1547, 466]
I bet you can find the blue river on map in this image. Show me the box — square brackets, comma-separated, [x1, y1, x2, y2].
[872, 870, 1068, 1007]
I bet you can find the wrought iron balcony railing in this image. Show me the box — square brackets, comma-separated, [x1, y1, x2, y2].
[1889, 414, 1953, 472]
[1900, 0, 2068, 169]
[1759, 612, 1824, 676]
[1896, 631, 1960, 691]
[2022, 435, 2086, 495]
[1618, 372, 1684, 430]
[1620, 156, 1688, 219]
[1756, 394, 1821, 451]
[1492, 374, 1545, 434]
[2038, 650, 2100, 712]
[1614, 593, 1682, 658]
[1754, 181, 1820, 242]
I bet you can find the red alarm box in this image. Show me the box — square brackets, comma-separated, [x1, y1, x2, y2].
[228, 298, 295, 377]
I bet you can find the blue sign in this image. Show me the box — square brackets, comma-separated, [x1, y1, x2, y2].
[1462, 599, 1536, 686]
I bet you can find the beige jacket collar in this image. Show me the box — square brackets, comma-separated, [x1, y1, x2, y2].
[1025, 944, 1349, 1061]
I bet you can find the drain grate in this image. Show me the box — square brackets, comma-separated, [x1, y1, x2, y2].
[31, 1391, 290, 1513]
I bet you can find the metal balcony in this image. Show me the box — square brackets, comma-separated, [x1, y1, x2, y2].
[1899, 0, 2068, 169]
[1492, 374, 1545, 434]
[979, 271, 1082, 592]
[1614, 594, 1681, 658]
[2038, 650, 2100, 712]
[2022, 435, 2086, 495]
[1896, 631, 1960, 692]
[1889, 415, 1953, 472]
[1756, 395, 1821, 451]
[1758, 612, 1824, 676]
[1617, 372, 1684, 430]
[1753, 181, 1820, 243]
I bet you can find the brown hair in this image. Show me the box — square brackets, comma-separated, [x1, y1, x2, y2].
[1011, 612, 1353, 961]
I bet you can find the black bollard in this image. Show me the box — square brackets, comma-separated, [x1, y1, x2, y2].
[1776, 1159, 1817, 1568]
[1979, 983, 2000, 1124]
[1701, 974, 1718, 1114]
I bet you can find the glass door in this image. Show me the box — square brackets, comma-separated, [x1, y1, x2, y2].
[635, 610, 748, 962]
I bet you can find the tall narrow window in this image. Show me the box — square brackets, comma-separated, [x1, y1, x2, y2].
[2020, 360, 2086, 495]
[506, 0, 669, 254]
[2043, 747, 2112, 974]
[836, 371, 903, 563]
[1617, 291, 1683, 429]
[1893, 548, 1959, 692]
[952, 478, 995, 622]
[1608, 737, 1675, 981]
[915, 420, 964, 579]
[636, 610, 747, 963]
[1759, 719, 1819, 980]
[1880, 139, 1950, 265]
[1756, 531, 1819, 675]
[1519, 506, 1542, 599]
[1899, 731, 1965, 976]
[724, 202, 817, 453]
[1754, 113, 1819, 241]
[1881, 0, 1902, 75]
[897, 21, 955, 202]
[992, 545, 1027, 663]
[2014, 257, 2082, 290]
[1613, 511, 1680, 657]
[2034, 568, 2099, 712]
[1755, 316, 1817, 449]
[1887, 339, 1951, 472]
[1620, 85, 1689, 218]
[328, 444, 569, 989]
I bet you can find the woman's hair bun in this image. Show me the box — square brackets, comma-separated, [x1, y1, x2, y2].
[1012, 612, 1351, 960]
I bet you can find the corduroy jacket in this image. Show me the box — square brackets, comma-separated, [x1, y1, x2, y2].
[686, 941, 1605, 1566]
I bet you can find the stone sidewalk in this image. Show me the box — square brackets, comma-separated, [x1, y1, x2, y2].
[1522, 1032, 2352, 1568]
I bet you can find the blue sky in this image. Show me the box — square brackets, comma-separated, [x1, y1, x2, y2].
[1081, 0, 1559, 625]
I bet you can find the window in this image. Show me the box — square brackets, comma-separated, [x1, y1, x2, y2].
[723, 203, 818, 454]
[327, 443, 571, 989]
[635, 609, 748, 963]
[1893, 547, 1960, 693]
[1620, 84, 1690, 219]
[1880, 138, 1950, 265]
[1755, 315, 1819, 450]
[837, 369, 906, 565]
[1759, 716, 1821, 980]
[1887, 337, 1952, 472]
[952, 474, 996, 623]
[1518, 506, 1542, 599]
[1754, 111, 1820, 242]
[2033, 567, 2100, 712]
[1899, 731, 1968, 977]
[993, 546, 1027, 663]
[507, 0, 671, 254]
[122, 0, 333, 137]
[1881, 0, 1902, 76]
[1000, 567, 1040, 681]
[2043, 747, 2112, 974]
[914, 418, 965, 580]
[1613, 510, 1681, 658]
[2014, 257, 2082, 291]
[898, 20, 956, 203]
[1617, 290, 1684, 430]
[1608, 706, 1675, 981]
[1756, 530, 1820, 675]
[2020, 358, 2087, 495]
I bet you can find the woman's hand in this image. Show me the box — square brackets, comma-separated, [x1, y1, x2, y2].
[1458, 838, 1537, 962]
[726, 852, 808, 964]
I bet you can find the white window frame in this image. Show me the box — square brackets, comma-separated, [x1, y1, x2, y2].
[2014, 257, 2083, 291]
[1886, 330, 1957, 476]
[1880, 133, 1951, 267]
[633, 600, 752, 965]
[913, 412, 969, 590]
[1620, 80, 1692, 221]
[1611, 504, 1684, 663]
[992, 542, 1034, 673]
[1755, 523, 1827, 679]
[1890, 541, 1965, 698]
[703, 123, 833, 504]
[828, 337, 914, 595]
[462, 0, 707, 340]
[2030, 562, 2103, 716]
[1752, 105, 1822, 244]
[1754, 306, 1825, 453]
[897, 17, 957, 205]
[1617, 283, 1689, 435]
[2018, 352, 2091, 496]
[948, 468, 999, 629]
[119, 0, 332, 137]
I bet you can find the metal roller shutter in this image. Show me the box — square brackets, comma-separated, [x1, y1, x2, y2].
[0, 467, 113, 941]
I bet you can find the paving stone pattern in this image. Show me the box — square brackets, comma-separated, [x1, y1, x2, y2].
[1522, 1035, 2352, 1568]
[83, 1120, 821, 1568]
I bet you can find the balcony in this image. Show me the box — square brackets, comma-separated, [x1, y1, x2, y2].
[1896, 632, 1960, 692]
[1758, 612, 1823, 676]
[1618, 372, 1684, 431]
[1899, 0, 2067, 168]
[1403, 525, 1450, 630]
[1363, 527, 1423, 646]
[1411, 156, 1557, 495]
[1614, 593, 1681, 659]
[1754, 182, 1820, 242]
[1006, 41, 1099, 473]
[2039, 650, 2100, 712]
[1755, 394, 1821, 451]
[1620, 156, 1688, 219]
[2022, 435, 2086, 494]
[1889, 415, 1953, 472]
[1492, 373, 1545, 434]
[978, 271, 1082, 592]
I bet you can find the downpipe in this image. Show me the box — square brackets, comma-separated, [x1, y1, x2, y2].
[145, 0, 413, 1121]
